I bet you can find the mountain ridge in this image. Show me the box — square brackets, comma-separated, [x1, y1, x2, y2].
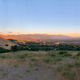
[0, 34, 73, 40]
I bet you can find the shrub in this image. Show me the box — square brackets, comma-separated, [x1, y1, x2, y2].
[64, 53, 71, 56]
[34, 61, 39, 66]
[26, 70, 30, 72]
[3, 72, 8, 76]
[75, 61, 80, 67]
[35, 68, 38, 71]
[11, 45, 18, 52]
[31, 58, 38, 62]
[0, 55, 6, 58]
[18, 55, 25, 58]
[0, 47, 10, 53]
[14, 64, 18, 68]
[5, 44, 8, 46]
[57, 66, 63, 71]
[50, 54, 55, 57]
[24, 53, 28, 56]
[16, 54, 25, 58]
[30, 46, 39, 51]
[59, 51, 66, 54]
[77, 52, 80, 56]
[29, 63, 33, 68]
[0, 54, 12, 58]
[44, 58, 52, 63]
[48, 53, 55, 57]
[59, 51, 71, 56]
[56, 58, 62, 61]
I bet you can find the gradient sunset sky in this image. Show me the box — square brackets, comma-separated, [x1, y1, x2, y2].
[0, 0, 80, 37]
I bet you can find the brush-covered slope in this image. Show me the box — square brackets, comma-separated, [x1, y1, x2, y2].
[0, 37, 17, 49]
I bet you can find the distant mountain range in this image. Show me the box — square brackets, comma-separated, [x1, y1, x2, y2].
[0, 34, 77, 40]
[0, 34, 79, 49]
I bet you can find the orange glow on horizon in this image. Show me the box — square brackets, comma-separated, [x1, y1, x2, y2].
[0, 32, 80, 37]
[62, 33, 80, 37]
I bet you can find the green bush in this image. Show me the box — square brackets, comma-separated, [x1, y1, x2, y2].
[14, 64, 18, 68]
[5, 44, 8, 46]
[59, 51, 71, 56]
[16, 54, 25, 58]
[24, 53, 28, 56]
[31, 58, 38, 62]
[48, 53, 55, 57]
[18, 55, 25, 58]
[0, 54, 12, 58]
[11, 45, 18, 52]
[75, 61, 80, 67]
[30, 46, 39, 51]
[56, 58, 62, 61]
[77, 53, 80, 56]
[0, 47, 10, 53]
[0, 55, 6, 58]
[64, 53, 71, 56]
[44, 58, 52, 63]
[50, 54, 55, 57]
[59, 51, 66, 54]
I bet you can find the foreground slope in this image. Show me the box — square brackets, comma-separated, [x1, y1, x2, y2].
[0, 50, 79, 80]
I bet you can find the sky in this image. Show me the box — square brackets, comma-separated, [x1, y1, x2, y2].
[0, 0, 80, 37]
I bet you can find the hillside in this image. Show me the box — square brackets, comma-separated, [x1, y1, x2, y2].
[0, 37, 17, 49]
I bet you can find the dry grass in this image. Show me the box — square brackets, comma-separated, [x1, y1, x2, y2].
[0, 37, 17, 49]
[0, 50, 80, 80]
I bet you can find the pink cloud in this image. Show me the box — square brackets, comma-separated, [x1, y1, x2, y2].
[7, 31, 13, 33]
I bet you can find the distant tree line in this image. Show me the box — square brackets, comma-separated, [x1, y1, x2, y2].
[0, 43, 80, 53]
[0, 47, 10, 53]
